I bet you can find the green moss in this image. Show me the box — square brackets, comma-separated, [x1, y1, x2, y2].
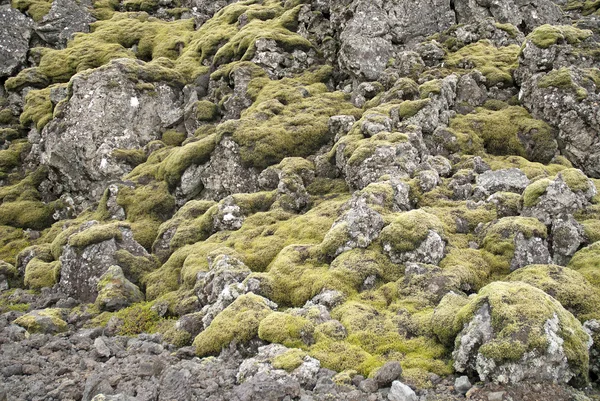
[494, 22, 519, 38]
[418, 80, 442, 99]
[114, 302, 160, 336]
[449, 106, 556, 163]
[445, 40, 519, 87]
[11, 0, 53, 22]
[0, 109, 14, 124]
[24, 258, 60, 290]
[0, 226, 31, 266]
[398, 99, 430, 118]
[13, 308, 68, 334]
[258, 312, 314, 349]
[161, 130, 187, 147]
[112, 148, 147, 167]
[272, 348, 307, 372]
[114, 249, 159, 286]
[68, 222, 126, 248]
[454, 281, 590, 378]
[20, 85, 67, 131]
[431, 291, 470, 346]
[580, 219, 600, 244]
[123, 0, 158, 12]
[0, 141, 27, 172]
[560, 168, 594, 193]
[0, 200, 61, 230]
[481, 216, 547, 273]
[196, 100, 219, 121]
[193, 293, 274, 357]
[507, 264, 600, 321]
[538, 68, 588, 100]
[379, 209, 445, 253]
[156, 320, 192, 347]
[526, 25, 592, 49]
[568, 242, 600, 289]
[522, 178, 552, 207]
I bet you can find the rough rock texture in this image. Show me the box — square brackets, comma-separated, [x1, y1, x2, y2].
[0, 6, 33, 78]
[35, 0, 95, 47]
[96, 266, 144, 312]
[40, 59, 185, 207]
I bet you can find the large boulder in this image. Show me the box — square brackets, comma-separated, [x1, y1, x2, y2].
[35, 0, 95, 47]
[0, 5, 33, 78]
[40, 58, 185, 208]
[451, 282, 591, 385]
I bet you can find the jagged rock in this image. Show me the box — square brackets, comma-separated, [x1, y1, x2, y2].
[452, 282, 591, 385]
[445, 18, 526, 49]
[329, 115, 357, 142]
[212, 196, 245, 232]
[35, 0, 94, 47]
[40, 59, 185, 208]
[321, 195, 385, 257]
[551, 214, 585, 266]
[519, 64, 600, 177]
[95, 266, 144, 312]
[454, 0, 564, 33]
[456, 70, 488, 107]
[521, 170, 596, 225]
[584, 320, 600, 379]
[58, 222, 150, 303]
[218, 64, 255, 120]
[0, 6, 33, 78]
[416, 169, 440, 192]
[388, 380, 417, 401]
[476, 168, 530, 196]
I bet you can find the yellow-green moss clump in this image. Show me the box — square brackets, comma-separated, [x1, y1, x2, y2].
[445, 40, 519, 87]
[449, 106, 557, 163]
[568, 242, 600, 289]
[481, 216, 547, 273]
[538, 68, 589, 100]
[195, 100, 219, 121]
[526, 24, 593, 49]
[452, 282, 590, 379]
[193, 293, 274, 357]
[507, 264, 600, 321]
[258, 312, 314, 349]
[11, 0, 53, 22]
[20, 85, 66, 131]
[522, 178, 552, 207]
[24, 258, 61, 290]
[13, 308, 68, 334]
[379, 209, 445, 253]
[272, 348, 308, 372]
[67, 222, 127, 248]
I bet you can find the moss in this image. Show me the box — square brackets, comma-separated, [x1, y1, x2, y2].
[114, 302, 160, 336]
[538, 68, 589, 100]
[522, 178, 552, 207]
[431, 291, 470, 346]
[232, 71, 360, 169]
[114, 249, 159, 286]
[379, 209, 444, 253]
[481, 216, 547, 273]
[418, 80, 442, 99]
[157, 320, 192, 347]
[438, 248, 492, 293]
[449, 106, 556, 163]
[454, 281, 590, 378]
[559, 168, 594, 193]
[0, 200, 61, 230]
[482, 99, 509, 111]
[161, 130, 186, 147]
[24, 258, 60, 290]
[13, 308, 68, 334]
[11, 0, 52, 22]
[258, 312, 314, 349]
[0, 109, 14, 124]
[507, 264, 600, 321]
[568, 242, 600, 289]
[68, 222, 126, 248]
[123, 0, 158, 12]
[398, 99, 430, 119]
[445, 40, 519, 87]
[272, 348, 307, 372]
[526, 25, 592, 49]
[112, 148, 147, 167]
[0, 226, 31, 266]
[195, 101, 219, 121]
[193, 293, 274, 357]
[580, 219, 600, 244]
[20, 85, 66, 131]
[494, 22, 519, 38]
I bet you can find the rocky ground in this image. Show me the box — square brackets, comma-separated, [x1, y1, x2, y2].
[1, 0, 600, 399]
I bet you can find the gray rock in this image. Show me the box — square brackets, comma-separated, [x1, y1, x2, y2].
[94, 337, 112, 359]
[329, 115, 356, 142]
[40, 59, 185, 208]
[95, 265, 144, 312]
[35, 0, 94, 47]
[373, 361, 402, 388]
[388, 380, 417, 401]
[511, 231, 551, 271]
[551, 214, 585, 266]
[384, 230, 446, 266]
[476, 169, 530, 196]
[0, 5, 33, 78]
[454, 376, 472, 394]
[456, 71, 488, 107]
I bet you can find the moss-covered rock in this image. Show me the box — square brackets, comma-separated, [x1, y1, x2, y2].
[23, 258, 60, 290]
[568, 241, 600, 290]
[193, 293, 275, 357]
[13, 308, 68, 334]
[526, 25, 593, 49]
[258, 312, 315, 349]
[452, 281, 590, 384]
[96, 265, 144, 312]
[507, 264, 600, 321]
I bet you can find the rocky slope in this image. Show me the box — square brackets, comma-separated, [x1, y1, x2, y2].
[1, 0, 600, 399]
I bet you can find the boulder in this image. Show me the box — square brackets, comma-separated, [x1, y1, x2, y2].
[96, 265, 144, 312]
[0, 5, 33, 78]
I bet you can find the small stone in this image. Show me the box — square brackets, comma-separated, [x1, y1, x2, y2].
[454, 376, 471, 394]
[374, 361, 403, 388]
[487, 391, 505, 401]
[388, 381, 417, 401]
[358, 378, 378, 393]
[94, 337, 111, 359]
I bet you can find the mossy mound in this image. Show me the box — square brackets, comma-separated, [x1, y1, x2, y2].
[193, 293, 274, 357]
[526, 25, 593, 49]
[24, 258, 61, 290]
[507, 264, 600, 321]
[13, 308, 68, 334]
[449, 106, 557, 163]
[568, 241, 600, 290]
[258, 311, 315, 349]
[379, 209, 445, 254]
[452, 281, 590, 382]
